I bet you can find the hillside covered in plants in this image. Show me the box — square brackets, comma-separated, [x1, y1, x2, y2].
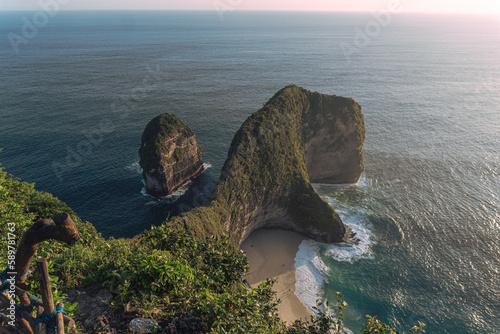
[0, 158, 425, 333]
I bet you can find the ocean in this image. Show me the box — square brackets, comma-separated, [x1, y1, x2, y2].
[0, 10, 498, 333]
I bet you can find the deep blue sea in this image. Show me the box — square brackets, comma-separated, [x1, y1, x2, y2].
[0, 10, 498, 334]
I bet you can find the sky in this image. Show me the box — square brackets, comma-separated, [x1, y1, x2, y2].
[1, 0, 500, 14]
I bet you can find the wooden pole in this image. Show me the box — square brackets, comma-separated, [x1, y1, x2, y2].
[0, 294, 9, 310]
[18, 316, 34, 334]
[36, 259, 54, 333]
[0, 292, 35, 333]
[14, 290, 41, 329]
[3, 212, 80, 334]
[13, 213, 80, 284]
[18, 292, 31, 307]
[0, 294, 13, 315]
[56, 303, 65, 334]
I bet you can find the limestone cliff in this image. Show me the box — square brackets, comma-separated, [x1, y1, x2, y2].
[168, 85, 365, 245]
[304, 91, 365, 184]
[139, 113, 204, 197]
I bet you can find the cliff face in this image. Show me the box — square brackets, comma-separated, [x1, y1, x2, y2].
[304, 91, 365, 184]
[168, 85, 365, 246]
[139, 113, 204, 197]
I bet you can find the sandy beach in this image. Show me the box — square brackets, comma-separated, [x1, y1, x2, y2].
[240, 228, 311, 324]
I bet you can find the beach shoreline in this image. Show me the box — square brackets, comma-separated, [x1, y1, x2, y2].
[240, 228, 311, 324]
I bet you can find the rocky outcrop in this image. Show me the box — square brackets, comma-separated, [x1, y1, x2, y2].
[66, 285, 115, 333]
[168, 85, 365, 245]
[139, 113, 204, 197]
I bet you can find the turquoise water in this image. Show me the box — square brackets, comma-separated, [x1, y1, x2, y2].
[0, 11, 498, 333]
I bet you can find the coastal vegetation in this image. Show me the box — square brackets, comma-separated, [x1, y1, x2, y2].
[1, 161, 424, 333]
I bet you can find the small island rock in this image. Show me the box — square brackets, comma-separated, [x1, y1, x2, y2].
[139, 113, 204, 197]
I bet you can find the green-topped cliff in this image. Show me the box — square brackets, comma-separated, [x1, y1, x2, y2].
[168, 85, 365, 245]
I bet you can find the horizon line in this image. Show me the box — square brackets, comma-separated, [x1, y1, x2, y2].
[0, 9, 499, 16]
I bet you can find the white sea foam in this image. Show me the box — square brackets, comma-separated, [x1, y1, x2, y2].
[294, 226, 372, 309]
[130, 162, 212, 176]
[312, 175, 374, 262]
[294, 240, 355, 334]
[140, 179, 156, 203]
[294, 240, 330, 314]
[357, 173, 370, 187]
[141, 180, 193, 205]
[323, 201, 374, 264]
[126, 161, 143, 174]
[294, 195, 374, 332]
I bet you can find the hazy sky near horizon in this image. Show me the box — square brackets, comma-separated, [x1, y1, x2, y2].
[1, 0, 499, 14]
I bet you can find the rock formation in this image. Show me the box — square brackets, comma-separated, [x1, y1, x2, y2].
[168, 85, 365, 245]
[304, 91, 365, 184]
[139, 113, 204, 197]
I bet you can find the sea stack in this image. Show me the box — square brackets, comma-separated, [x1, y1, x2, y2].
[139, 113, 204, 197]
